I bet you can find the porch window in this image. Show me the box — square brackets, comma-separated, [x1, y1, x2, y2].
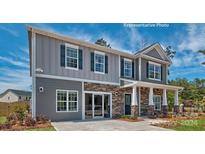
[95, 51, 105, 73]
[65, 44, 78, 69]
[153, 95, 161, 111]
[148, 61, 161, 80]
[124, 58, 132, 78]
[56, 90, 78, 112]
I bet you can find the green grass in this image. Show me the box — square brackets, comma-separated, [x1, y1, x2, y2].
[172, 119, 205, 131]
[0, 116, 7, 124]
[25, 127, 56, 131]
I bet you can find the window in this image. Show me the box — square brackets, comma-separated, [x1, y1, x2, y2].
[65, 44, 78, 69]
[68, 92, 78, 111]
[124, 58, 132, 78]
[148, 62, 161, 80]
[56, 90, 78, 112]
[153, 95, 161, 111]
[95, 52, 105, 73]
[57, 90, 67, 112]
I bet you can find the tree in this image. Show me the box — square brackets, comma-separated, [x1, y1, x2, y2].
[95, 38, 111, 48]
[165, 46, 176, 59]
[198, 50, 205, 65]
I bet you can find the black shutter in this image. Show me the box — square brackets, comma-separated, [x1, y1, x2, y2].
[105, 55, 108, 73]
[161, 65, 163, 81]
[121, 58, 124, 77]
[91, 52, 94, 71]
[60, 44, 65, 67]
[146, 62, 149, 78]
[78, 49, 83, 69]
[132, 60, 134, 78]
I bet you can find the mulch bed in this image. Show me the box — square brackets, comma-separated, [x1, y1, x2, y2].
[116, 117, 144, 122]
[0, 122, 53, 131]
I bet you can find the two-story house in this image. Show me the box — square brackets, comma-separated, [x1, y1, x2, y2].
[27, 26, 183, 121]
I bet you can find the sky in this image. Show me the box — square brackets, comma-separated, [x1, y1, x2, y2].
[0, 23, 205, 93]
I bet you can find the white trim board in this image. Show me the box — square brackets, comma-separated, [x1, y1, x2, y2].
[36, 74, 120, 86]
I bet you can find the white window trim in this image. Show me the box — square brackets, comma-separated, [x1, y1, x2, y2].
[65, 43, 79, 71]
[153, 95, 161, 111]
[124, 58, 132, 78]
[56, 89, 78, 113]
[148, 61, 161, 81]
[94, 51, 105, 74]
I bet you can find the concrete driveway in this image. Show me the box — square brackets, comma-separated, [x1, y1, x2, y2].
[52, 118, 171, 131]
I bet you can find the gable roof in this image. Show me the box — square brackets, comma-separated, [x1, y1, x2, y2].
[0, 89, 31, 97]
[135, 43, 172, 63]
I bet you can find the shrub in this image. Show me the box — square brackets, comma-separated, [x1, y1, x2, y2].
[7, 113, 18, 125]
[36, 115, 48, 124]
[15, 107, 26, 122]
[0, 122, 12, 130]
[24, 116, 36, 126]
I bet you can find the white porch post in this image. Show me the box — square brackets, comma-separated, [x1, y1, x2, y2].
[149, 87, 154, 105]
[174, 90, 179, 106]
[132, 85, 138, 105]
[162, 89, 168, 106]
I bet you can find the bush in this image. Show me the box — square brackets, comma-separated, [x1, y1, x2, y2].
[36, 115, 48, 124]
[24, 116, 36, 126]
[7, 114, 18, 125]
[15, 107, 26, 122]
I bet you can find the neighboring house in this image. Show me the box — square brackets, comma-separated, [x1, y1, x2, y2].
[0, 89, 31, 103]
[27, 26, 183, 121]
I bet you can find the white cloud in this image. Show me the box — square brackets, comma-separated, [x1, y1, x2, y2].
[0, 68, 31, 93]
[0, 55, 29, 68]
[178, 24, 205, 52]
[172, 51, 205, 67]
[0, 25, 19, 37]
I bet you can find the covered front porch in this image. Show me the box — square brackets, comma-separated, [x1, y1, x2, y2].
[122, 81, 183, 117]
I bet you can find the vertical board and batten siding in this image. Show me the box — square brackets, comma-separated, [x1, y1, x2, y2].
[145, 48, 164, 60]
[36, 34, 119, 84]
[141, 58, 167, 84]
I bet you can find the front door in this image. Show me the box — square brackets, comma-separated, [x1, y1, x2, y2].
[125, 94, 131, 115]
[94, 94, 104, 118]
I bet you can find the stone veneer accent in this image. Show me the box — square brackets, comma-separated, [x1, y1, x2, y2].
[84, 82, 168, 117]
[131, 105, 138, 117]
[174, 105, 179, 114]
[140, 87, 164, 116]
[84, 82, 132, 117]
[162, 105, 168, 117]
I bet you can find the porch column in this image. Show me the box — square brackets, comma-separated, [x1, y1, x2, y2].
[162, 89, 168, 117]
[148, 87, 154, 116]
[131, 85, 138, 117]
[174, 90, 179, 114]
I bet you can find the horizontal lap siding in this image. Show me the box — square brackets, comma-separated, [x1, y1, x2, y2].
[36, 34, 119, 83]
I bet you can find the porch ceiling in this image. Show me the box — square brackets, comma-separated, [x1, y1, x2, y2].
[121, 80, 183, 91]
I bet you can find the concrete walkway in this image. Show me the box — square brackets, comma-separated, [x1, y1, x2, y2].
[52, 118, 171, 131]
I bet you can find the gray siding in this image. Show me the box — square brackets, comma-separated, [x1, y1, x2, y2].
[36, 34, 119, 84]
[145, 48, 163, 60]
[141, 58, 167, 84]
[135, 58, 139, 80]
[36, 77, 82, 121]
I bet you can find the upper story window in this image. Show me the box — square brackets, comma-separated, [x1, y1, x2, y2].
[124, 58, 132, 78]
[65, 44, 79, 70]
[148, 61, 161, 81]
[95, 51, 105, 73]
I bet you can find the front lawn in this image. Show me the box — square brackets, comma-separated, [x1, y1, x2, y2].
[0, 116, 6, 124]
[173, 119, 205, 131]
[153, 117, 205, 131]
